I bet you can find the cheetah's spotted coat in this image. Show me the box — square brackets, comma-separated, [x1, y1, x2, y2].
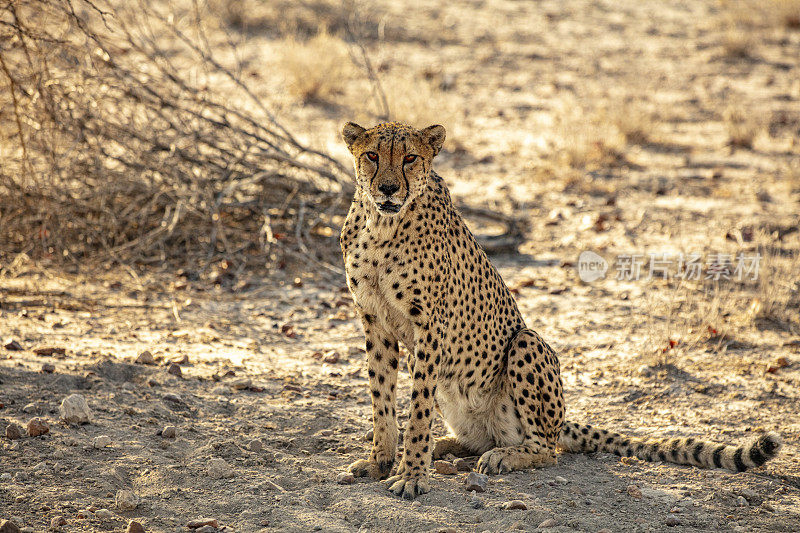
[339, 121, 782, 499]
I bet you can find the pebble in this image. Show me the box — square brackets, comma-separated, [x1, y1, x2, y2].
[538, 518, 558, 529]
[363, 429, 374, 442]
[167, 363, 182, 377]
[5, 423, 22, 440]
[135, 351, 156, 365]
[22, 403, 37, 414]
[60, 394, 92, 424]
[665, 515, 681, 526]
[116, 489, 139, 510]
[736, 495, 748, 506]
[3, 340, 23, 351]
[454, 458, 471, 472]
[126, 520, 146, 533]
[50, 516, 66, 529]
[207, 458, 233, 479]
[26, 418, 49, 437]
[322, 351, 339, 364]
[231, 378, 251, 390]
[464, 472, 488, 493]
[0, 473, 11, 481]
[95, 509, 113, 520]
[336, 472, 355, 485]
[554, 475, 568, 484]
[0, 520, 20, 533]
[187, 518, 219, 529]
[162, 393, 183, 404]
[503, 500, 527, 510]
[434, 460, 458, 475]
[93, 435, 112, 448]
[597, 529, 612, 533]
[41, 363, 55, 373]
[626, 484, 642, 499]
[469, 496, 485, 509]
[161, 426, 177, 439]
[762, 502, 775, 512]
[247, 439, 262, 452]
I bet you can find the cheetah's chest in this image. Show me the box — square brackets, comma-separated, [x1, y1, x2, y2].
[344, 218, 416, 349]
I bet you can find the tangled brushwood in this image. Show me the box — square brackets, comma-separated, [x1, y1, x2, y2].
[0, 0, 352, 273]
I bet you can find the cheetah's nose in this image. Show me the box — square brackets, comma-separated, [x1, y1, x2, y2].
[377, 182, 400, 196]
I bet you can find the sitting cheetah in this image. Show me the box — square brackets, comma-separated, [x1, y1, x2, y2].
[339, 121, 782, 499]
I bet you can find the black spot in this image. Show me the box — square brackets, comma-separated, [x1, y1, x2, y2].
[749, 444, 767, 466]
[712, 445, 725, 468]
[733, 447, 747, 472]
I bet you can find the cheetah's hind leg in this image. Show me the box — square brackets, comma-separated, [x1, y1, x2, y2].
[477, 329, 564, 474]
[433, 436, 474, 459]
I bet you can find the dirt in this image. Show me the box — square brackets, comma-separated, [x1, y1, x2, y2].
[2, 0, 800, 531]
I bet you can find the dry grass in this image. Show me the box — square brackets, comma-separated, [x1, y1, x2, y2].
[554, 107, 627, 170]
[724, 105, 764, 149]
[602, 100, 653, 146]
[279, 30, 352, 103]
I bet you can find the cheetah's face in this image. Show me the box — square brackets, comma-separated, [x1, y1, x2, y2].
[342, 122, 446, 216]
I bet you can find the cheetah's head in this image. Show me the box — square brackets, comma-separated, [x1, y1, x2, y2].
[341, 121, 446, 216]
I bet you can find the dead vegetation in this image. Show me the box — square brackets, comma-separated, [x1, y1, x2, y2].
[0, 0, 353, 274]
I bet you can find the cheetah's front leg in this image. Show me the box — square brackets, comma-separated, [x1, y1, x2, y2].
[349, 318, 400, 480]
[385, 320, 442, 499]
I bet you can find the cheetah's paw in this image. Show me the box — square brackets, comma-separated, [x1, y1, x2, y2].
[385, 473, 431, 500]
[349, 458, 393, 480]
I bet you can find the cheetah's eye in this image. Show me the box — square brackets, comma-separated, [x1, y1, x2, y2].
[403, 154, 417, 164]
[366, 152, 378, 162]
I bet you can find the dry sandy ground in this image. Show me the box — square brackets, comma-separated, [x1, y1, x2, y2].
[2, 0, 800, 531]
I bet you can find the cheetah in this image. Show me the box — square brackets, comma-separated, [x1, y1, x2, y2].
[339, 121, 782, 499]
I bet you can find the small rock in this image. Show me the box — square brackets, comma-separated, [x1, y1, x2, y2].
[503, 500, 527, 510]
[95, 509, 113, 520]
[195, 527, 217, 533]
[0, 473, 11, 481]
[363, 429, 374, 441]
[93, 435, 112, 448]
[322, 351, 339, 364]
[207, 458, 233, 479]
[161, 426, 177, 439]
[50, 516, 66, 529]
[172, 354, 189, 365]
[0, 520, 20, 533]
[665, 515, 681, 527]
[469, 495, 485, 509]
[231, 378, 251, 390]
[464, 472, 488, 492]
[5, 423, 23, 440]
[736, 495, 748, 506]
[597, 529, 612, 533]
[22, 403, 37, 414]
[3, 340, 23, 351]
[336, 472, 355, 485]
[60, 394, 92, 424]
[135, 351, 155, 365]
[762, 502, 775, 512]
[247, 439, 262, 452]
[33, 347, 66, 356]
[41, 363, 55, 374]
[26, 418, 49, 437]
[554, 475, 568, 484]
[637, 364, 654, 377]
[454, 458, 471, 472]
[538, 518, 558, 529]
[187, 518, 219, 529]
[626, 484, 642, 499]
[126, 520, 146, 533]
[166, 363, 182, 377]
[162, 393, 183, 404]
[116, 489, 139, 511]
[434, 460, 458, 475]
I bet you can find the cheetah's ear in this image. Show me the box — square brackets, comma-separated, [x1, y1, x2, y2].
[421, 124, 446, 157]
[342, 122, 367, 152]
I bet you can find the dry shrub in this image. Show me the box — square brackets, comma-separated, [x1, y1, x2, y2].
[718, 0, 800, 57]
[553, 106, 626, 171]
[724, 105, 764, 149]
[279, 30, 352, 103]
[601, 100, 653, 146]
[0, 0, 352, 273]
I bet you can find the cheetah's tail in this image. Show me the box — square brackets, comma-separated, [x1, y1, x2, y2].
[558, 421, 782, 472]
